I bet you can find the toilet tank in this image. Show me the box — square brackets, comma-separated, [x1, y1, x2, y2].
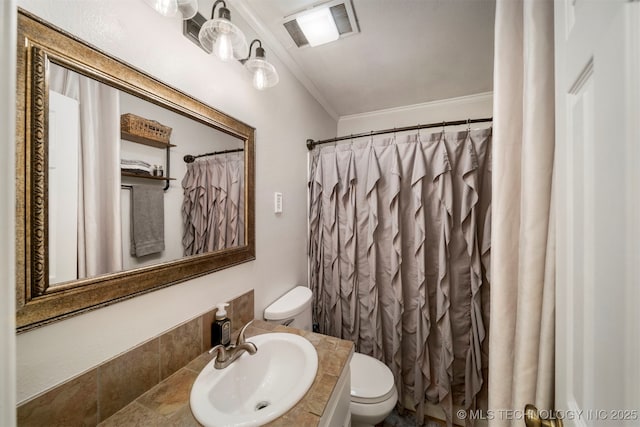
[263, 286, 313, 331]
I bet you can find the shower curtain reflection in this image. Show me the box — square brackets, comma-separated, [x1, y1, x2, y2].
[182, 152, 245, 255]
[49, 63, 123, 282]
[308, 129, 491, 426]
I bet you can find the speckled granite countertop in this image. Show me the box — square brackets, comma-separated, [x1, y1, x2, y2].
[99, 320, 354, 426]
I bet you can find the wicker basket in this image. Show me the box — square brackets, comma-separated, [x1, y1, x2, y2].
[121, 113, 172, 144]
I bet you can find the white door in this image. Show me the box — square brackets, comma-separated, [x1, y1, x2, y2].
[48, 90, 79, 284]
[554, 1, 640, 426]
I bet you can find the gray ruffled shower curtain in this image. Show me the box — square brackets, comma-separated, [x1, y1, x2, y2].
[309, 129, 491, 425]
[182, 153, 245, 255]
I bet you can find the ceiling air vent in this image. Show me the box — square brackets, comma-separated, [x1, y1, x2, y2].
[283, 0, 360, 48]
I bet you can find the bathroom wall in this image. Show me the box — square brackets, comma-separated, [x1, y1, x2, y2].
[14, 0, 336, 403]
[1, 0, 17, 424]
[337, 92, 493, 136]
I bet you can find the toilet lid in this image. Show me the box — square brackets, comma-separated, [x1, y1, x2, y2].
[264, 286, 312, 320]
[350, 353, 396, 404]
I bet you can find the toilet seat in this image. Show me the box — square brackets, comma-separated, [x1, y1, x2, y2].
[350, 353, 396, 404]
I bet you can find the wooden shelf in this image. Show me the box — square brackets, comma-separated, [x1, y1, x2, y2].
[120, 124, 174, 191]
[121, 172, 176, 181]
[121, 131, 176, 149]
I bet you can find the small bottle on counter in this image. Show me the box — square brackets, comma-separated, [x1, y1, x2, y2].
[211, 303, 231, 346]
[157, 165, 164, 177]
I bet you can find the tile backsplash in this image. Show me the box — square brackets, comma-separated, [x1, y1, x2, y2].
[17, 289, 254, 426]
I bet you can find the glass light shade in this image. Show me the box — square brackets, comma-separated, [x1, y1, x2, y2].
[177, 0, 198, 20]
[144, 0, 178, 17]
[296, 7, 339, 47]
[215, 31, 233, 61]
[245, 58, 279, 90]
[199, 18, 249, 61]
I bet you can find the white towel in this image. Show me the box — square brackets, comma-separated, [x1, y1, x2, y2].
[121, 159, 153, 174]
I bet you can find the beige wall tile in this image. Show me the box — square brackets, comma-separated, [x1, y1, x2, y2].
[230, 289, 254, 328]
[98, 338, 160, 421]
[160, 318, 202, 380]
[200, 310, 215, 350]
[18, 369, 98, 427]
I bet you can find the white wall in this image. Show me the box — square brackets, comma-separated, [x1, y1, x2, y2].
[337, 92, 493, 136]
[1, 0, 17, 424]
[15, 0, 336, 403]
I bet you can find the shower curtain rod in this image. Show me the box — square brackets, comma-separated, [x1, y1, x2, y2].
[306, 117, 493, 150]
[183, 148, 244, 163]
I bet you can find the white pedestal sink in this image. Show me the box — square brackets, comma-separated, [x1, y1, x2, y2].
[190, 332, 319, 427]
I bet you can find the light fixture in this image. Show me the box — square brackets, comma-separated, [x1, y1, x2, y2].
[198, 0, 248, 62]
[240, 40, 279, 90]
[295, 7, 339, 47]
[144, 0, 198, 20]
[181, 5, 279, 90]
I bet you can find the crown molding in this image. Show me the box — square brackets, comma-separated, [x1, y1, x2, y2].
[339, 91, 494, 122]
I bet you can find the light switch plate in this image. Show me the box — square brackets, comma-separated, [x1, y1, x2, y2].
[274, 192, 283, 214]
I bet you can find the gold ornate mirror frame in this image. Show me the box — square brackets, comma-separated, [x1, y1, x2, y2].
[15, 9, 256, 332]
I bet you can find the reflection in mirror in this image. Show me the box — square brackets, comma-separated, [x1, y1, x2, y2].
[47, 64, 244, 286]
[16, 9, 255, 331]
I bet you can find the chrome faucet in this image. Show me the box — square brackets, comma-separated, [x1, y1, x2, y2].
[208, 320, 257, 369]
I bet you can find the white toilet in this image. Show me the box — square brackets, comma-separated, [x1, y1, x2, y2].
[263, 285, 313, 330]
[349, 352, 398, 426]
[263, 286, 398, 427]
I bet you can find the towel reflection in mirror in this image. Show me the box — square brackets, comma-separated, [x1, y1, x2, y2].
[181, 153, 245, 255]
[129, 185, 165, 257]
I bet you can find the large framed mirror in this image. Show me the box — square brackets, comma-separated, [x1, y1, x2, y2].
[15, 9, 255, 332]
